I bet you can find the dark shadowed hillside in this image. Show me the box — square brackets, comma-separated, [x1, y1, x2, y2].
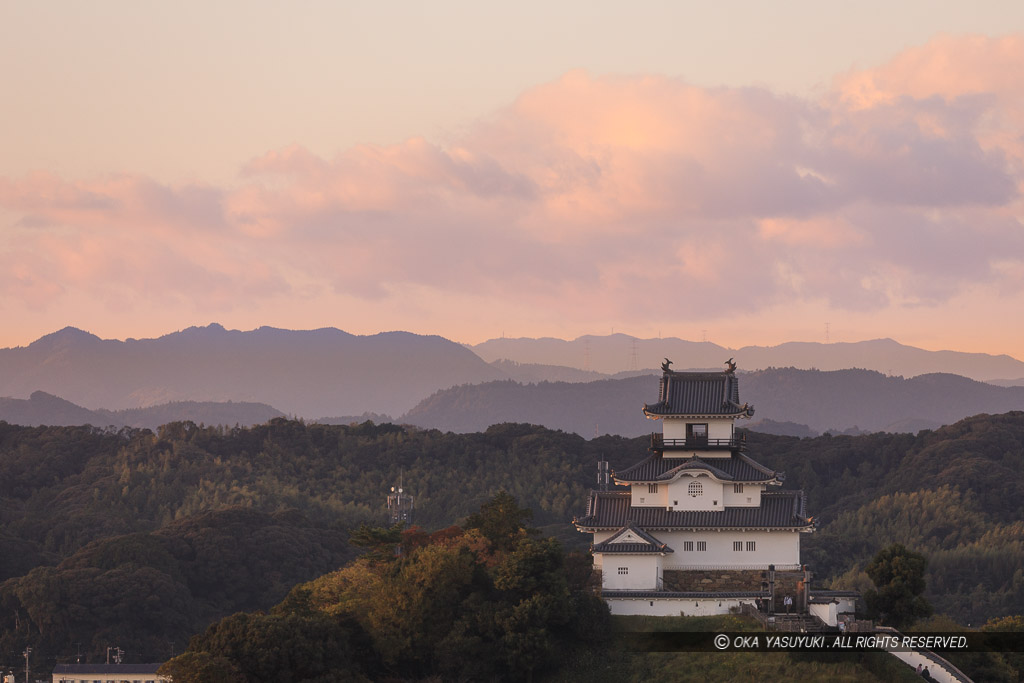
[402, 368, 1024, 436]
[402, 376, 657, 436]
[0, 391, 285, 429]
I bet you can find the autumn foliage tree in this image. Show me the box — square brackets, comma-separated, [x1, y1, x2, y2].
[162, 492, 608, 682]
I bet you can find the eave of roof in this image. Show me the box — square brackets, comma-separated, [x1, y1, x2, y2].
[614, 452, 782, 485]
[574, 490, 814, 532]
[602, 590, 770, 599]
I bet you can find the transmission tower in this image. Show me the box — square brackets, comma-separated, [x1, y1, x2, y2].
[387, 474, 414, 526]
[630, 339, 639, 371]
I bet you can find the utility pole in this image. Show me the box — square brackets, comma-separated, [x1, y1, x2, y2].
[22, 647, 30, 683]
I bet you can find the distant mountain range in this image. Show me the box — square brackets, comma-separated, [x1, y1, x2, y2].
[401, 368, 1024, 436]
[0, 324, 504, 417]
[471, 334, 1024, 382]
[5, 326, 1024, 435]
[0, 391, 284, 430]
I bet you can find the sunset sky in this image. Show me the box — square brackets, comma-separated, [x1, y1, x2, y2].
[4, 2, 1024, 358]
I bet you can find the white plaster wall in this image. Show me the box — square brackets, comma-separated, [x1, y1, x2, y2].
[606, 597, 749, 616]
[631, 484, 668, 507]
[666, 474, 724, 511]
[836, 597, 856, 615]
[723, 484, 762, 507]
[708, 419, 733, 441]
[662, 419, 687, 440]
[810, 602, 838, 626]
[658, 530, 801, 567]
[602, 554, 662, 590]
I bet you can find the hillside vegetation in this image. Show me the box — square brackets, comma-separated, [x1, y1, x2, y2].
[1, 412, 1023, 669]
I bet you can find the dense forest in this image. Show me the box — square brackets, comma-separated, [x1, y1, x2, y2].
[1, 412, 1024, 673]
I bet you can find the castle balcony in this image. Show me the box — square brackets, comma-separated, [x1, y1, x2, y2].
[650, 433, 746, 452]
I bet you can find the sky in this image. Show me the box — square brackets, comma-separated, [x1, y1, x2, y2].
[3, 2, 1024, 358]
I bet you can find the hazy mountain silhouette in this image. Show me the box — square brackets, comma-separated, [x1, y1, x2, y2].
[471, 334, 1024, 381]
[401, 368, 1024, 437]
[0, 391, 284, 430]
[0, 325, 505, 417]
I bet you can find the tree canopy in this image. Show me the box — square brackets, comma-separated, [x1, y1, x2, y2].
[863, 543, 932, 628]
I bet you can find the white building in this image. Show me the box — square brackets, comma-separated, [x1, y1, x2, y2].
[52, 663, 166, 683]
[574, 361, 817, 616]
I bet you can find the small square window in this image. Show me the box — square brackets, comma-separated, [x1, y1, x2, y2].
[618, 566, 628, 575]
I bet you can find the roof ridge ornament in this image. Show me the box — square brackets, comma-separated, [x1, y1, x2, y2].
[661, 358, 674, 373]
[725, 357, 737, 373]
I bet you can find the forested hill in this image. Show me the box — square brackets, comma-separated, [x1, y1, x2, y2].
[402, 367, 1024, 435]
[0, 390, 285, 429]
[1, 412, 1024, 665]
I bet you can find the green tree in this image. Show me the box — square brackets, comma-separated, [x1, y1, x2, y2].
[158, 652, 245, 683]
[864, 543, 932, 628]
[464, 490, 537, 551]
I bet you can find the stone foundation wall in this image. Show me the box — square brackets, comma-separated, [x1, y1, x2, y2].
[663, 569, 766, 592]
[660, 569, 808, 613]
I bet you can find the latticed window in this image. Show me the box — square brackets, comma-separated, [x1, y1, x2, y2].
[747, 541, 756, 551]
[618, 566, 628, 575]
[688, 480, 703, 497]
[683, 541, 694, 551]
[733, 541, 743, 551]
[697, 541, 706, 551]
[733, 484, 744, 493]
[648, 483, 658, 494]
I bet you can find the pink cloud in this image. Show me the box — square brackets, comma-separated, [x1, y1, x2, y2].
[2, 36, 1024, 334]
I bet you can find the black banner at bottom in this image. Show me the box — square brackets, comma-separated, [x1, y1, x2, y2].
[621, 632, 1024, 653]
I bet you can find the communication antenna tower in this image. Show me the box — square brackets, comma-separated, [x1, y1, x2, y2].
[825, 322, 831, 344]
[702, 329, 707, 343]
[387, 473, 414, 526]
[597, 461, 611, 491]
[630, 339, 639, 371]
[583, 339, 591, 372]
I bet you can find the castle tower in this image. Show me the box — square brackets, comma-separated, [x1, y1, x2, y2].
[573, 359, 815, 616]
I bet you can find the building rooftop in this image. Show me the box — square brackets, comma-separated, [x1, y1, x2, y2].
[591, 522, 674, 554]
[614, 452, 783, 484]
[643, 365, 754, 419]
[52, 663, 163, 674]
[575, 489, 814, 531]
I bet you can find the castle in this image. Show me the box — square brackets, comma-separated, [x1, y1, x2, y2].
[573, 360, 824, 617]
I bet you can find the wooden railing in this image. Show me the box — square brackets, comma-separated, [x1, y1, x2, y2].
[650, 434, 746, 451]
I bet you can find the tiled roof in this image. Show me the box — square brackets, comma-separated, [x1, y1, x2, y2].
[52, 663, 163, 674]
[575, 489, 813, 531]
[615, 452, 782, 484]
[808, 590, 860, 604]
[602, 590, 770, 599]
[592, 523, 673, 554]
[643, 370, 755, 419]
